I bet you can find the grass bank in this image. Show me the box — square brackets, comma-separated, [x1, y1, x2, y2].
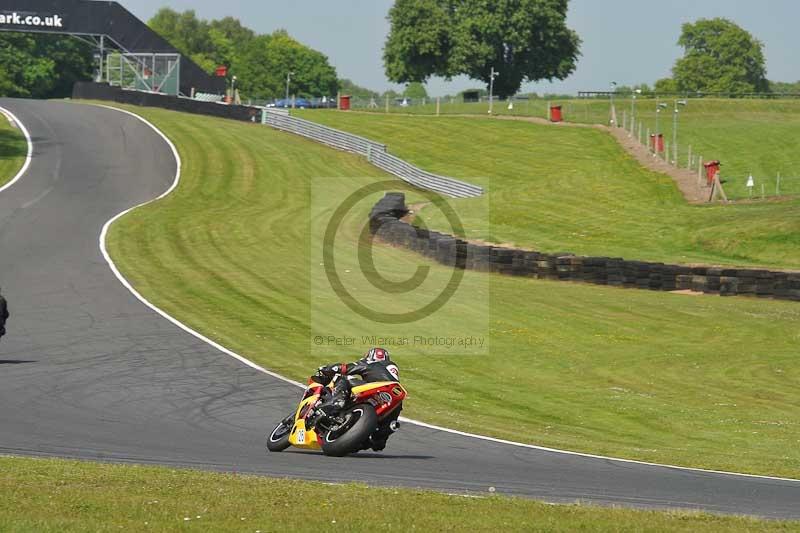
[2, 456, 797, 532]
[298, 110, 800, 269]
[98, 103, 800, 478]
[354, 98, 800, 199]
[0, 111, 27, 188]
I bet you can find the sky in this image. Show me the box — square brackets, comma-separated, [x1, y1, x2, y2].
[120, 0, 799, 96]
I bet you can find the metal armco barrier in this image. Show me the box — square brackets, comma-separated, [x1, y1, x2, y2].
[263, 111, 483, 199]
[370, 193, 800, 303]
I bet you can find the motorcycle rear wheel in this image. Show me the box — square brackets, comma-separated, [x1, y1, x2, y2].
[320, 404, 378, 457]
[266, 416, 293, 452]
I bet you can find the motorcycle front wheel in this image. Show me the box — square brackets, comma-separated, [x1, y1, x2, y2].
[266, 415, 293, 452]
[320, 404, 378, 457]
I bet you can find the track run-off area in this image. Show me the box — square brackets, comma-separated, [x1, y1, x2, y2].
[0, 99, 798, 519]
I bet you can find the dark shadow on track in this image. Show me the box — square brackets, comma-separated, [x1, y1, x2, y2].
[283, 450, 435, 460]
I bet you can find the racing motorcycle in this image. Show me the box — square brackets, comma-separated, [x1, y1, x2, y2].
[266, 376, 406, 457]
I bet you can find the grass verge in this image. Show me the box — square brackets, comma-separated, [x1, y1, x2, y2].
[0, 110, 27, 188]
[2, 456, 798, 532]
[298, 110, 800, 270]
[98, 104, 800, 477]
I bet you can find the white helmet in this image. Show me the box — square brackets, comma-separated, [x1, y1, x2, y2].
[364, 347, 390, 364]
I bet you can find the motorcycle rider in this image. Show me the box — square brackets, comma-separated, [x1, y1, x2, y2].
[310, 347, 401, 451]
[0, 287, 8, 341]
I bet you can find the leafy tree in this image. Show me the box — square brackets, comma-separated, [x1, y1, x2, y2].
[0, 33, 93, 98]
[148, 10, 337, 99]
[235, 31, 338, 99]
[234, 35, 279, 98]
[654, 77, 678, 93]
[384, 0, 581, 98]
[339, 79, 380, 100]
[768, 80, 800, 94]
[671, 18, 768, 94]
[148, 10, 253, 72]
[461, 87, 488, 97]
[209, 17, 255, 47]
[148, 8, 216, 71]
[403, 81, 428, 99]
[209, 17, 255, 69]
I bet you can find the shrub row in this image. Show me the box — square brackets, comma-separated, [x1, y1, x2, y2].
[369, 193, 800, 302]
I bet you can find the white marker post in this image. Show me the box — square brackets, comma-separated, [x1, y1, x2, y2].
[746, 174, 755, 198]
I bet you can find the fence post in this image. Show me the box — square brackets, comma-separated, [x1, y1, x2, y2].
[622, 110, 627, 133]
[698, 156, 704, 186]
[712, 173, 728, 203]
[547, 101, 551, 121]
[687, 145, 692, 170]
[665, 140, 670, 162]
[436, 96, 441, 116]
[646, 127, 651, 152]
[776, 173, 781, 196]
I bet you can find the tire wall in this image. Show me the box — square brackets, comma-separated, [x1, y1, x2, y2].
[369, 193, 800, 302]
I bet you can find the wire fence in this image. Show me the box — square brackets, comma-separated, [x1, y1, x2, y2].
[335, 93, 800, 201]
[607, 98, 800, 200]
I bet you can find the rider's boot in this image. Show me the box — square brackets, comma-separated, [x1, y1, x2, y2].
[369, 410, 401, 451]
[317, 379, 351, 417]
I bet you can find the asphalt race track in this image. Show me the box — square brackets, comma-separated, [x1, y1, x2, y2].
[0, 99, 798, 519]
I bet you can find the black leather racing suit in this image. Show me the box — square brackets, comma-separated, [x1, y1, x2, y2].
[0, 288, 8, 340]
[311, 358, 401, 451]
[313, 358, 399, 386]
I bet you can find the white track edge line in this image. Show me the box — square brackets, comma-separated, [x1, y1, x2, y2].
[92, 103, 800, 485]
[0, 105, 33, 195]
[94, 104, 304, 390]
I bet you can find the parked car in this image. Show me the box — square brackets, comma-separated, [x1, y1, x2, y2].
[269, 98, 312, 109]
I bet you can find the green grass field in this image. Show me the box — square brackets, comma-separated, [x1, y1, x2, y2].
[97, 103, 800, 478]
[355, 98, 800, 199]
[5, 456, 796, 532]
[0, 111, 27, 188]
[297, 110, 800, 269]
